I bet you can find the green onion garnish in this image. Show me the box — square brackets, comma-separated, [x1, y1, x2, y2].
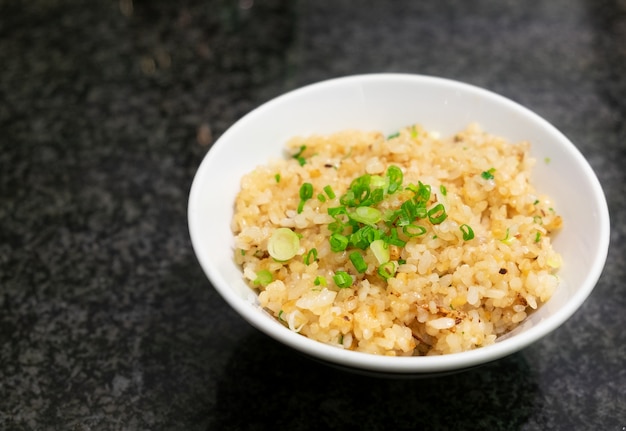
[349, 251, 368, 273]
[304, 248, 318, 265]
[274, 174, 281, 183]
[534, 232, 542, 243]
[427, 203, 447, 224]
[402, 224, 427, 237]
[329, 232, 349, 252]
[386, 166, 403, 194]
[293, 145, 307, 166]
[369, 239, 389, 265]
[267, 228, 300, 261]
[501, 228, 514, 245]
[377, 261, 397, 280]
[323, 185, 336, 199]
[387, 132, 400, 140]
[460, 224, 474, 241]
[387, 229, 406, 247]
[440, 184, 447, 196]
[297, 182, 313, 213]
[314, 275, 327, 286]
[349, 206, 382, 226]
[333, 271, 353, 288]
[253, 269, 273, 286]
[481, 168, 496, 180]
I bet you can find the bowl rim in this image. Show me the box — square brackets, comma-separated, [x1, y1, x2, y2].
[188, 73, 611, 374]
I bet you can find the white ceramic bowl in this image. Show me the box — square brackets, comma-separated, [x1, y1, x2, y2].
[188, 74, 610, 375]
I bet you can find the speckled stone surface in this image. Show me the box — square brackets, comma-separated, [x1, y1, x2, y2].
[1, 0, 624, 430]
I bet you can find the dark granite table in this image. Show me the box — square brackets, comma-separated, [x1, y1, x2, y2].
[1, 0, 624, 429]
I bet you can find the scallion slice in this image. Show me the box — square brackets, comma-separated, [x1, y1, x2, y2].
[267, 228, 300, 261]
[403, 224, 427, 237]
[481, 168, 495, 180]
[304, 248, 318, 265]
[253, 269, 273, 286]
[460, 224, 474, 240]
[427, 203, 447, 224]
[386, 165, 403, 194]
[377, 261, 397, 280]
[333, 271, 353, 288]
[314, 276, 327, 286]
[293, 145, 307, 166]
[323, 185, 336, 199]
[349, 206, 382, 226]
[329, 232, 349, 252]
[297, 182, 314, 213]
[369, 239, 389, 265]
[349, 251, 368, 273]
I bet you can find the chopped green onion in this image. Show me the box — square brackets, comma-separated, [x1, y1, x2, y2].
[323, 185, 336, 199]
[317, 193, 326, 202]
[481, 168, 496, 180]
[297, 182, 314, 213]
[333, 271, 353, 288]
[460, 224, 474, 240]
[427, 203, 447, 224]
[534, 232, 542, 243]
[533, 199, 540, 205]
[500, 228, 515, 245]
[304, 248, 318, 265]
[240, 249, 246, 256]
[327, 220, 346, 234]
[414, 181, 431, 204]
[387, 228, 407, 247]
[349, 225, 380, 249]
[386, 166, 403, 194]
[349, 206, 382, 226]
[278, 310, 285, 322]
[329, 232, 349, 252]
[314, 275, 327, 286]
[267, 228, 300, 261]
[363, 187, 385, 206]
[349, 251, 368, 273]
[253, 269, 273, 287]
[340, 174, 372, 207]
[403, 224, 427, 237]
[370, 175, 387, 189]
[394, 208, 412, 227]
[440, 184, 447, 196]
[328, 206, 347, 217]
[378, 261, 397, 280]
[274, 174, 281, 183]
[410, 125, 418, 138]
[293, 145, 307, 166]
[370, 239, 389, 265]
[387, 132, 400, 140]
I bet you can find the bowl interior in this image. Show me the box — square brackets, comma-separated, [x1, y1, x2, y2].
[188, 74, 610, 374]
